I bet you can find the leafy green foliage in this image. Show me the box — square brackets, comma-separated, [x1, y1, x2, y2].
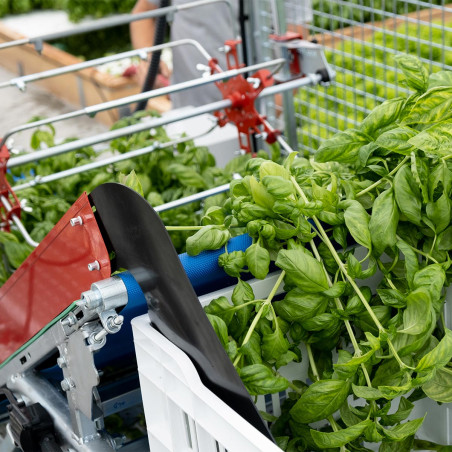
[192, 55, 452, 450]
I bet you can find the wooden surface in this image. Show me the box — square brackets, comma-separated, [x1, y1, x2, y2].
[0, 22, 171, 125]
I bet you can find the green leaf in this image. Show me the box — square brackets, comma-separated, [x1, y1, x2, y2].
[377, 288, 406, 309]
[361, 97, 406, 137]
[375, 126, 417, 155]
[323, 281, 347, 298]
[437, 226, 452, 251]
[393, 165, 422, 225]
[238, 364, 289, 395]
[369, 189, 399, 256]
[259, 160, 291, 180]
[428, 70, 452, 89]
[379, 416, 425, 441]
[394, 54, 429, 92]
[343, 200, 372, 249]
[273, 289, 329, 323]
[416, 329, 452, 372]
[249, 176, 275, 209]
[302, 313, 340, 332]
[426, 193, 451, 233]
[380, 397, 414, 426]
[262, 327, 290, 362]
[229, 279, 254, 337]
[167, 163, 208, 189]
[245, 243, 270, 280]
[315, 129, 369, 164]
[120, 170, 144, 197]
[422, 367, 452, 403]
[413, 264, 446, 305]
[218, 251, 246, 277]
[275, 350, 300, 370]
[311, 419, 372, 448]
[409, 120, 452, 157]
[396, 240, 419, 289]
[186, 226, 231, 256]
[4, 242, 34, 269]
[206, 314, 228, 348]
[352, 384, 385, 400]
[276, 249, 329, 293]
[261, 176, 295, 198]
[403, 87, 452, 125]
[379, 435, 414, 452]
[240, 331, 262, 364]
[399, 288, 432, 335]
[204, 296, 234, 325]
[290, 379, 351, 423]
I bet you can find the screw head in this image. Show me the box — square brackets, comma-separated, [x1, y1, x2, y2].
[57, 357, 67, 368]
[88, 260, 100, 271]
[60, 378, 75, 392]
[70, 216, 83, 227]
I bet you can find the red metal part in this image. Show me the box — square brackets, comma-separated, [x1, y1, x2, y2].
[0, 192, 111, 363]
[0, 143, 22, 230]
[211, 40, 281, 154]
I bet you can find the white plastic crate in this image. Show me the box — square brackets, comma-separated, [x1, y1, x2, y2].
[132, 271, 452, 451]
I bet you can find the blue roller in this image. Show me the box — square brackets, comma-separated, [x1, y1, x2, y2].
[41, 234, 252, 376]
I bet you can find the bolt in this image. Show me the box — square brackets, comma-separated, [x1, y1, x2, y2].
[93, 329, 108, 343]
[107, 315, 124, 329]
[61, 313, 76, 327]
[57, 357, 67, 368]
[88, 260, 100, 271]
[60, 378, 75, 392]
[70, 216, 83, 227]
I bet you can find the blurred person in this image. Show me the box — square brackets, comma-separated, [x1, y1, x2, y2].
[130, 0, 313, 109]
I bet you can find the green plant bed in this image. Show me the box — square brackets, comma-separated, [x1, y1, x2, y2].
[296, 17, 452, 153]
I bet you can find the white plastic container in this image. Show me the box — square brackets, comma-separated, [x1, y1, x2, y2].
[132, 272, 451, 451]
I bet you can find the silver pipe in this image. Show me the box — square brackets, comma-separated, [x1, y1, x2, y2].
[1, 58, 285, 150]
[8, 99, 231, 168]
[0, 0, 236, 51]
[0, 39, 211, 90]
[155, 183, 231, 213]
[0, 196, 39, 247]
[7, 73, 318, 169]
[8, 374, 115, 452]
[13, 124, 216, 192]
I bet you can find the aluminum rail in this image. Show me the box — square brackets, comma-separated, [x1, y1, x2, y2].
[0, 0, 237, 51]
[7, 73, 320, 169]
[0, 196, 38, 247]
[13, 124, 217, 192]
[0, 58, 285, 151]
[0, 58, 284, 149]
[0, 39, 212, 91]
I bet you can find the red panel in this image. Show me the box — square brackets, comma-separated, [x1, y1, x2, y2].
[0, 192, 111, 363]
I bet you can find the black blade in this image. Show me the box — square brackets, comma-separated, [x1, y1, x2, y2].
[89, 183, 274, 442]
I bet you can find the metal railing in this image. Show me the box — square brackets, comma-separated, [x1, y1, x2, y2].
[251, 0, 452, 154]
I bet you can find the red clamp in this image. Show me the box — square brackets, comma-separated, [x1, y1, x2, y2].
[0, 143, 21, 231]
[269, 32, 304, 79]
[210, 40, 281, 154]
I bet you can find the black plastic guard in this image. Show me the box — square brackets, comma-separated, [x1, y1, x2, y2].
[89, 183, 274, 442]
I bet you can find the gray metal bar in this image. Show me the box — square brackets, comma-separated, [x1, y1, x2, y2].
[1, 58, 285, 150]
[0, 39, 211, 90]
[0, 196, 39, 247]
[7, 99, 230, 168]
[0, 0, 237, 51]
[8, 73, 318, 169]
[13, 125, 216, 192]
[155, 183, 231, 213]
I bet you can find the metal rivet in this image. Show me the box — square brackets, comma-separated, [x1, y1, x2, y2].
[57, 357, 67, 369]
[87, 261, 100, 271]
[70, 216, 83, 227]
[61, 378, 75, 392]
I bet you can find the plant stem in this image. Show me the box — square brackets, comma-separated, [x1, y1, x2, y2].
[165, 225, 203, 231]
[356, 156, 409, 197]
[292, 177, 384, 332]
[307, 343, 342, 439]
[395, 236, 438, 264]
[233, 271, 285, 368]
[309, 240, 373, 387]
